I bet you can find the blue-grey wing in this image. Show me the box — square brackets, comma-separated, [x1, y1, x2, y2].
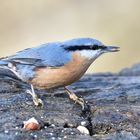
[4, 42, 71, 67]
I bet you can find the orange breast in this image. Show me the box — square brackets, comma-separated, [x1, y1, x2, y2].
[29, 52, 93, 89]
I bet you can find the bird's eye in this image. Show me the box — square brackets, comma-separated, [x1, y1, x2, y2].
[91, 45, 100, 50]
[95, 45, 99, 50]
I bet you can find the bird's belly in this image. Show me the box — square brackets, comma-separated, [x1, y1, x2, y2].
[30, 65, 87, 89]
[29, 52, 93, 89]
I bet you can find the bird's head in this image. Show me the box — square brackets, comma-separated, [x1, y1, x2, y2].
[64, 38, 119, 61]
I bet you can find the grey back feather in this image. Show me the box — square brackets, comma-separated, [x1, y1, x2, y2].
[4, 42, 72, 67]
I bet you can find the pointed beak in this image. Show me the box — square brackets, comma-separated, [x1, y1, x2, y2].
[105, 46, 120, 52]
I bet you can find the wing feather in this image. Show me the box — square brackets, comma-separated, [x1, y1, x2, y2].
[3, 43, 71, 67]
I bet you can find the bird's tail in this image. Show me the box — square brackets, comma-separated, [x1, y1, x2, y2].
[0, 58, 28, 83]
[0, 59, 20, 80]
[0, 59, 29, 88]
[0, 59, 8, 65]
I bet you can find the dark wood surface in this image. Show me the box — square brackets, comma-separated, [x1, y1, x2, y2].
[0, 63, 140, 140]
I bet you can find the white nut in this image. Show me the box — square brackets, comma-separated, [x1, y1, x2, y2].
[77, 125, 89, 135]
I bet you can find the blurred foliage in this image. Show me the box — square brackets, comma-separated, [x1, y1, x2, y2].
[0, 0, 139, 73]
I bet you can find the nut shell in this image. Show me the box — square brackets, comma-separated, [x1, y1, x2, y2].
[23, 122, 40, 130]
[23, 117, 40, 130]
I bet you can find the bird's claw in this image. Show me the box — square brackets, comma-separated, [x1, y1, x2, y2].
[33, 98, 44, 107]
[74, 97, 85, 110]
[65, 87, 88, 111]
[26, 88, 44, 107]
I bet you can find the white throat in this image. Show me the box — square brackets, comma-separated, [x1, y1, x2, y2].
[79, 50, 101, 60]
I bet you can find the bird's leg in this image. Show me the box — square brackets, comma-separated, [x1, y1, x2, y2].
[64, 87, 85, 110]
[26, 84, 43, 107]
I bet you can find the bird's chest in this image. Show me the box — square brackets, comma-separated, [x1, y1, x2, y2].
[30, 52, 92, 89]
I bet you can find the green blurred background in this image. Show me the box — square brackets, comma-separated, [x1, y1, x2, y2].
[0, 0, 139, 73]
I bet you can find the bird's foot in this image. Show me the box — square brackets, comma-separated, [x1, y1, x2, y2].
[65, 87, 87, 110]
[26, 85, 44, 107]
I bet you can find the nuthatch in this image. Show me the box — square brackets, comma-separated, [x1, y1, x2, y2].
[0, 38, 119, 109]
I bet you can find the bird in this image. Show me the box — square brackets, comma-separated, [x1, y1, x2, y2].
[0, 38, 119, 110]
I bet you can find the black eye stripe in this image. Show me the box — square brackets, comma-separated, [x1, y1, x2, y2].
[65, 45, 106, 51]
